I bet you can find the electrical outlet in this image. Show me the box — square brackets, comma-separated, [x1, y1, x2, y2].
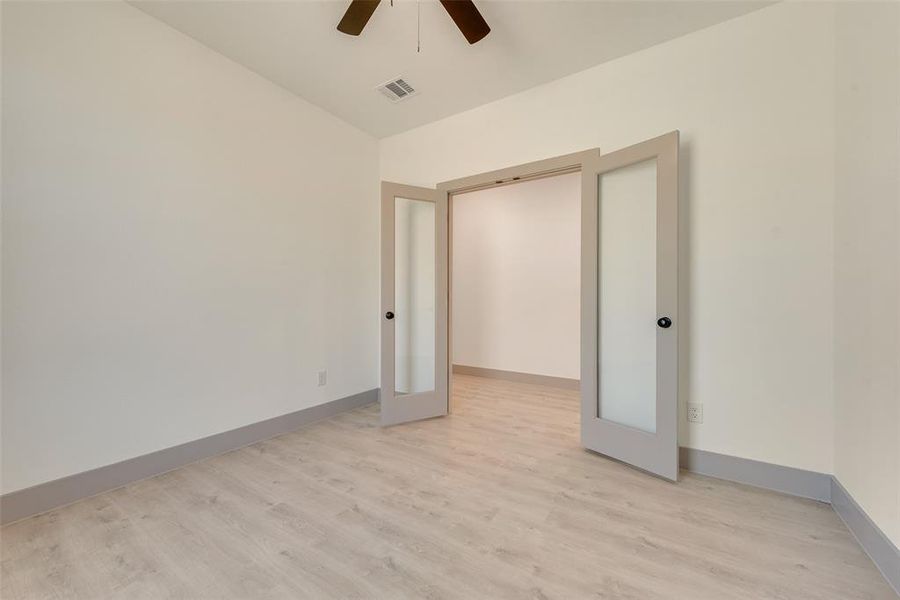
[687, 403, 703, 424]
[317, 370, 327, 387]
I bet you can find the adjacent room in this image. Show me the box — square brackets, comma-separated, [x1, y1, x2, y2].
[451, 173, 581, 390]
[450, 172, 582, 452]
[2, 1, 899, 598]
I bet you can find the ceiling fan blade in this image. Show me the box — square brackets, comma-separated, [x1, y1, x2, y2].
[337, 0, 382, 36]
[439, 0, 490, 44]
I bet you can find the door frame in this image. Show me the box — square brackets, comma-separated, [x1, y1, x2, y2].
[436, 149, 601, 410]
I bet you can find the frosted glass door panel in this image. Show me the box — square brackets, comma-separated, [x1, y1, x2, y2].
[394, 197, 436, 394]
[598, 159, 657, 433]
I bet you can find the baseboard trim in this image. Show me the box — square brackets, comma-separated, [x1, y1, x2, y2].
[831, 477, 900, 596]
[679, 447, 832, 502]
[0, 388, 378, 526]
[680, 449, 898, 594]
[453, 364, 580, 390]
[3, 394, 897, 596]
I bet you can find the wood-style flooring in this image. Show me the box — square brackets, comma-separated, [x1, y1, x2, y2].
[1, 375, 894, 599]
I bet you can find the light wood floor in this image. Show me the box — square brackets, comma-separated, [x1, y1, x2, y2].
[1, 375, 894, 599]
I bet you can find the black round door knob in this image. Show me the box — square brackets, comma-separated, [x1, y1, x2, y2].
[657, 317, 672, 329]
[385, 311, 394, 320]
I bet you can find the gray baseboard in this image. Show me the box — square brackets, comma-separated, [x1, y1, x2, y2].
[679, 447, 832, 502]
[0, 388, 378, 526]
[831, 477, 900, 596]
[453, 364, 580, 390]
[3, 393, 897, 596]
[680, 448, 898, 596]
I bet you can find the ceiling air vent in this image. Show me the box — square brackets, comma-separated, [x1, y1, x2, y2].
[376, 77, 418, 103]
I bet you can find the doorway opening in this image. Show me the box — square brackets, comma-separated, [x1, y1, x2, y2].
[381, 132, 679, 480]
[449, 172, 582, 438]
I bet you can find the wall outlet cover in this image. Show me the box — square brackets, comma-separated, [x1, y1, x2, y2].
[687, 403, 703, 423]
[317, 370, 327, 387]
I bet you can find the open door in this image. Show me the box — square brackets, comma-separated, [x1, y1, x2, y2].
[380, 182, 449, 426]
[581, 131, 679, 480]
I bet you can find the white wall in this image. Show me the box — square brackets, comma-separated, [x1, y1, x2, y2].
[1, 1, 379, 494]
[452, 173, 580, 380]
[833, 1, 900, 547]
[382, 2, 837, 474]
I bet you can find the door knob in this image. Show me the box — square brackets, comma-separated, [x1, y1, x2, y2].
[657, 317, 672, 329]
[385, 311, 394, 320]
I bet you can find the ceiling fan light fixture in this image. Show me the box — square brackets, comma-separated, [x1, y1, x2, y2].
[337, 0, 490, 44]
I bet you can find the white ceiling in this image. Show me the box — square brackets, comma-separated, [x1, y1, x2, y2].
[132, 0, 771, 138]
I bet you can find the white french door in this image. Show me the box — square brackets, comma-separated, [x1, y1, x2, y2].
[380, 182, 449, 426]
[380, 134, 679, 482]
[580, 131, 680, 480]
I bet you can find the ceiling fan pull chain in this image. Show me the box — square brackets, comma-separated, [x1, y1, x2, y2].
[417, 0, 421, 53]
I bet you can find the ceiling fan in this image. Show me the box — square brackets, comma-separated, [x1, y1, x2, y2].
[337, 0, 490, 45]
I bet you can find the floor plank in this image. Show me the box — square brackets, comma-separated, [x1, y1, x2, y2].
[1, 375, 894, 599]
